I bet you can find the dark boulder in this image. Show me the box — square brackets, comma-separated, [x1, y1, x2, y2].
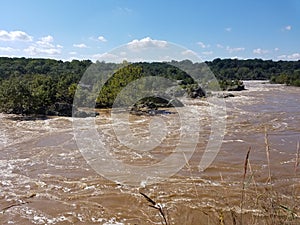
[47, 102, 73, 117]
[186, 86, 206, 98]
[227, 84, 245, 91]
[73, 110, 99, 118]
[217, 93, 235, 98]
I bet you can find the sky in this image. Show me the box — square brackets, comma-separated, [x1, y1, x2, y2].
[0, 0, 299, 62]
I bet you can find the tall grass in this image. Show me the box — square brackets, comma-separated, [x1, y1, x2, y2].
[264, 127, 272, 184]
[240, 147, 251, 224]
[140, 192, 168, 225]
[295, 141, 299, 174]
[240, 132, 300, 224]
[140, 134, 299, 224]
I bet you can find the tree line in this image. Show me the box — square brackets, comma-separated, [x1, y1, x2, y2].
[0, 57, 299, 115]
[206, 58, 300, 86]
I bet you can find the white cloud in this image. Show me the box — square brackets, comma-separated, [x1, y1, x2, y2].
[253, 48, 269, 54]
[73, 43, 87, 48]
[288, 53, 300, 59]
[277, 55, 286, 60]
[127, 37, 168, 50]
[24, 46, 61, 55]
[113, 7, 133, 15]
[225, 27, 232, 32]
[92, 52, 119, 62]
[39, 35, 53, 43]
[36, 35, 55, 48]
[24, 35, 62, 56]
[197, 41, 209, 48]
[0, 46, 19, 52]
[181, 49, 197, 56]
[98, 36, 107, 42]
[99, 53, 118, 58]
[202, 51, 213, 55]
[226, 46, 245, 53]
[284, 25, 292, 31]
[230, 56, 244, 60]
[278, 53, 300, 60]
[0, 30, 32, 41]
[69, 51, 77, 55]
[274, 47, 279, 51]
[216, 44, 224, 48]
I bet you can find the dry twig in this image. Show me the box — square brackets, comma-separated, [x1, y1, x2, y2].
[295, 141, 299, 174]
[264, 127, 272, 184]
[140, 192, 168, 225]
[241, 147, 251, 224]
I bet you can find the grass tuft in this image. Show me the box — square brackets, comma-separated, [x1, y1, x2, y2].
[295, 141, 299, 174]
[240, 147, 251, 224]
[140, 192, 168, 225]
[264, 127, 272, 184]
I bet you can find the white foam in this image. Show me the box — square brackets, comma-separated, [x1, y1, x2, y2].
[0, 133, 8, 149]
[222, 139, 244, 143]
[103, 217, 124, 225]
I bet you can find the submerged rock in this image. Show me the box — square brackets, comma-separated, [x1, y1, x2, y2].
[217, 93, 235, 98]
[47, 102, 99, 117]
[130, 101, 176, 116]
[47, 102, 73, 117]
[186, 85, 206, 98]
[226, 84, 245, 91]
[73, 110, 99, 118]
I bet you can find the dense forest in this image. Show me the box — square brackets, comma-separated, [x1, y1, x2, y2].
[0, 57, 299, 115]
[95, 62, 196, 108]
[0, 57, 92, 115]
[206, 58, 300, 86]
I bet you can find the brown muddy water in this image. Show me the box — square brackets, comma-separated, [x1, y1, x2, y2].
[0, 81, 299, 224]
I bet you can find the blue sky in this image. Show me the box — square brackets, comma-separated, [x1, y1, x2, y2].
[0, 0, 299, 61]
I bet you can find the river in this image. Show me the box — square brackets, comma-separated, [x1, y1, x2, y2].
[0, 81, 299, 224]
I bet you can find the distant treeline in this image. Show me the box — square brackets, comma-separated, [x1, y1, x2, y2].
[1, 57, 299, 83]
[206, 58, 300, 86]
[0, 57, 299, 115]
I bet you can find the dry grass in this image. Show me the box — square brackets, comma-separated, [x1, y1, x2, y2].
[295, 141, 299, 174]
[239, 132, 300, 225]
[264, 127, 272, 184]
[140, 192, 169, 225]
[240, 147, 251, 224]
